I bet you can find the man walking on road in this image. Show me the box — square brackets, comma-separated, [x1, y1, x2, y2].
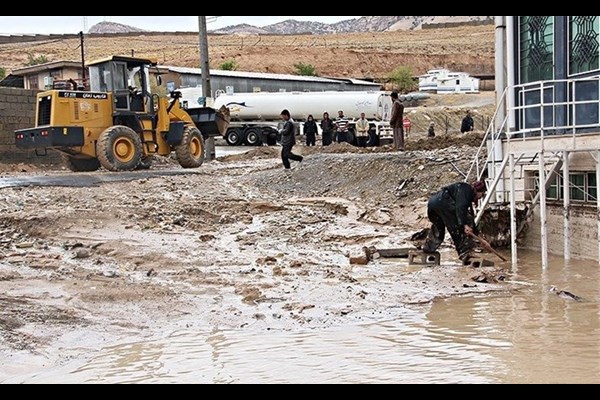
[279, 109, 303, 170]
[422, 180, 487, 264]
[390, 92, 405, 151]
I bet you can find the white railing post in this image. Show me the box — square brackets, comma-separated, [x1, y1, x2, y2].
[509, 153, 518, 268]
[539, 154, 549, 269]
[563, 150, 570, 260]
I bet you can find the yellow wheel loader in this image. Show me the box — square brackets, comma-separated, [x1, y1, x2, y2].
[15, 56, 229, 172]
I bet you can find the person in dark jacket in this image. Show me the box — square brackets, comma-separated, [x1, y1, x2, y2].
[304, 115, 318, 146]
[320, 112, 335, 146]
[279, 109, 303, 169]
[422, 181, 487, 263]
[461, 110, 475, 133]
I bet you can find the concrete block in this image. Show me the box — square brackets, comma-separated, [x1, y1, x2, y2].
[464, 257, 495, 268]
[408, 250, 441, 266]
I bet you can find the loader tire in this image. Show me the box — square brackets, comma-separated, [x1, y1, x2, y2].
[176, 125, 205, 169]
[96, 125, 143, 172]
[63, 154, 101, 172]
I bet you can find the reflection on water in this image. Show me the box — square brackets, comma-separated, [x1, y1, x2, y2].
[7, 251, 600, 384]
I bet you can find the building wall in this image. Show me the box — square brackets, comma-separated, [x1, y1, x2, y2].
[25, 67, 82, 90]
[0, 88, 62, 165]
[524, 205, 598, 260]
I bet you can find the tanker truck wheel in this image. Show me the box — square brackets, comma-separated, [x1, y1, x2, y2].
[176, 126, 205, 169]
[345, 129, 356, 145]
[367, 128, 380, 147]
[226, 128, 244, 146]
[62, 154, 101, 172]
[244, 127, 262, 146]
[97, 125, 143, 172]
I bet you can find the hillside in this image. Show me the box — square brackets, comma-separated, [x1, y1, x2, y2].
[213, 16, 493, 35]
[0, 24, 495, 80]
[88, 21, 145, 34]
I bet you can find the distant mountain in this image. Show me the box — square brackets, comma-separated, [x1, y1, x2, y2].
[88, 22, 145, 34]
[211, 16, 493, 35]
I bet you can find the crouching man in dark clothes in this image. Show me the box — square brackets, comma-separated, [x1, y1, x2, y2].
[422, 181, 487, 264]
[279, 109, 303, 169]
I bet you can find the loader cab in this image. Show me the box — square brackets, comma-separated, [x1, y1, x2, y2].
[88, 56, 156, 114]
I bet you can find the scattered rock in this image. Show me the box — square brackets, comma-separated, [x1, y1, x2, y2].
[199, 234, 216, 242]
[349, 255, 369, 265]
[74, 248, 91, 259]
[15, 242, 34, 249]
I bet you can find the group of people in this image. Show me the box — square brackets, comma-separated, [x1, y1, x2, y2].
[278, 93, 487, 264]
[303, 110, 371, 148]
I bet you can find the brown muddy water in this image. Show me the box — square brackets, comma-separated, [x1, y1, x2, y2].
[4, 250, 599, 384]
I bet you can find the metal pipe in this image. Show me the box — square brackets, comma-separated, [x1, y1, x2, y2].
[539, 154, 548, 269]
[509, 153, 518, 268]
[506, 16, 516, 132]
[495, 16, 507, 132]
[563, 150, 570, 260]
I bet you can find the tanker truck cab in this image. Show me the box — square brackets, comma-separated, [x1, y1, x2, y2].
[15, 55, 229, 172]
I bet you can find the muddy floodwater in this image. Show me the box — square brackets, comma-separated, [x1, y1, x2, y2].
[4, 250, 598, 384]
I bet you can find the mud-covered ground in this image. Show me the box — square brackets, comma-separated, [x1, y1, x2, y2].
[0, 134, 513, 380]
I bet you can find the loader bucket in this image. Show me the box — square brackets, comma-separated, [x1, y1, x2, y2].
[187, 106, 230, 137]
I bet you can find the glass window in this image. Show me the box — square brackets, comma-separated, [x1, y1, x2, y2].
[520, 16, 554, 83]
[113, 63, 128, 91]
[570, 173, 586, 201]
[588, 172, 597, 202]
[569, 16, 600, 75]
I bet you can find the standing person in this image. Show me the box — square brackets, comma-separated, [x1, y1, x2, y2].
[461, 110, 475, 133]
[304, 115, 318, 147]
[279, 109, 303, 170]
[320, 112, 335, 146]
[428, 121, 436, 138]
[389, 91, 405, 151]
[422, 181, 487, 264]
[355, 112, 370, 148]
[335, 110, 349, 144]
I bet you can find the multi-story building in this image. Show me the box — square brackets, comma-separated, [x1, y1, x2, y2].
[473, 16, 600, 265]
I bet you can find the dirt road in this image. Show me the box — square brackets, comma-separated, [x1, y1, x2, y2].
[0, 138, 511, 380]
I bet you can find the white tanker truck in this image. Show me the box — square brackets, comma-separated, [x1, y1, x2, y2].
[180, 90, 395, 146]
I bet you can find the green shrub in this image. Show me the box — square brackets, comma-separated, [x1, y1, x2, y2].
[25, 53, 50, 66]
[388, 66, 417, 93]
[219, 60, 238, 71]
[294, 62, 317, 76]
[0, 67, 6, 80]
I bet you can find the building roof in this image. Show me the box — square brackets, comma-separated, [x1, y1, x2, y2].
[160, 66, 379, 86]
[12, 61, 83, 76]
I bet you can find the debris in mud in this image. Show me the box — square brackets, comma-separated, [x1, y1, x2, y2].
[471, 270, 505, 283]
[549, 286, 583, 302]
[236, 286, 264, 305]
[272, 266, 286, 276]
[256, 256, 278, 265]
[15, 241, 34, 249]
[289, 260, 303, 269]
[146, 268, 157, 277]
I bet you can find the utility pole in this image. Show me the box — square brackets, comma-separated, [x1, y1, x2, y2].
[198, 16, 215, 161]
[79, 31, 86, 90]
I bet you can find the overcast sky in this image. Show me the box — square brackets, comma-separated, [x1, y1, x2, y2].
[0, 16, 361, 35]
